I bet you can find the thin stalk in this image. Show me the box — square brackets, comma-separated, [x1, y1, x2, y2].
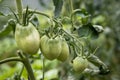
[68, 0, 73, 14]
[70, 42, 79, 57]
[0, 57, 22, 64]
[18, 52, 36, 80]
[16, 0, 23, 24]
[19, 65, 24, 77]
[32, 10, 50, 18]
[33, 10, 54, 27]
[93, 46, 99, 55]
[69, 0, 74, 28]
[61, 29, 83, 46]
[42, 56, 45, 80]
[22, 54, 36, 80]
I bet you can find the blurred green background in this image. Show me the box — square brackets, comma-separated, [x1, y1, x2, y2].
[0, 0, 120, 80]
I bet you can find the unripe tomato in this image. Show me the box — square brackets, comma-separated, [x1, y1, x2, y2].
[73, 56, 88, 73]
[40, 35, 62, 60]
[57, 39, 69, 62]
[15, 23, 40, 55]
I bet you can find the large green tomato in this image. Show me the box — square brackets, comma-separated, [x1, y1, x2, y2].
[15, 23, 40, 55]
[73, 56, 88, 73]
[40, 35, 62, 60]
[57, 39, 69, 62]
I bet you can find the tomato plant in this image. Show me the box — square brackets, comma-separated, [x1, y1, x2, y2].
[0, 0, 112, 80]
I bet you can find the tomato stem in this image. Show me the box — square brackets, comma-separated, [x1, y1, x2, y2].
[68, 0, 73, 15]
[19, 65, 24, 78]
[0, 57, 22, 64]
[16, 0, 23, 24]
[42, 55, 45, 80]
[18, 52, 36, 80]
[22, 55, 36, 80]
[68, 0, 74, 29]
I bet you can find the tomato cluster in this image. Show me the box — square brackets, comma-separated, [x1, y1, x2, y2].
[15, 22, 88, 73]
[40, 35, 69, 62]
[15, 22, 70, 62]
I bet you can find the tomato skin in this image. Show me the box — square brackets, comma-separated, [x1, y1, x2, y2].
[73, 56, 88, 73]
[40, 35, 62, 60]
[57, 39, 69, 62]
[15, 23, 40, 55]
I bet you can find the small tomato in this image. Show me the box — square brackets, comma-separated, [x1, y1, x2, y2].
[40, 35, 62, 60]
[15, 23, 40, 55]
[73, 56, 88, 73]
[57, 39, 69, 62]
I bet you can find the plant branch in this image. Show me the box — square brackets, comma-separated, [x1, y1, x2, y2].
[16, 0, 23, 24]
[32, 10, 50, 19]
[28, 10, 54, 27]
[42, 55, 45, 80]
[19, 65, 24, 77]
[22, 56, 35, 80]
[17, 51, 36, 80]
[61, 28, 83, 46]
[68, 0, 73, 14]
[69, 0, 74, 29]
[0, 57, 22, 64]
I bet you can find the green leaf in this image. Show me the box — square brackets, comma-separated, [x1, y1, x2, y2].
[77, 23, 99, 39]
[53, 0, 63, 18]
[0, 24, 12, 37]
[72, 9, 91, 25]
[87, 54, 110, 75]
[0, 19, 16, 37]
[88, 54, 104, 66]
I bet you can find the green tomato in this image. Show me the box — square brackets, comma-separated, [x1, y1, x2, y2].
[15, 23, 40, 55]
[73, 56, 88, 73]
[40, 35, 62, 60]
[57, 39, 69, 62]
